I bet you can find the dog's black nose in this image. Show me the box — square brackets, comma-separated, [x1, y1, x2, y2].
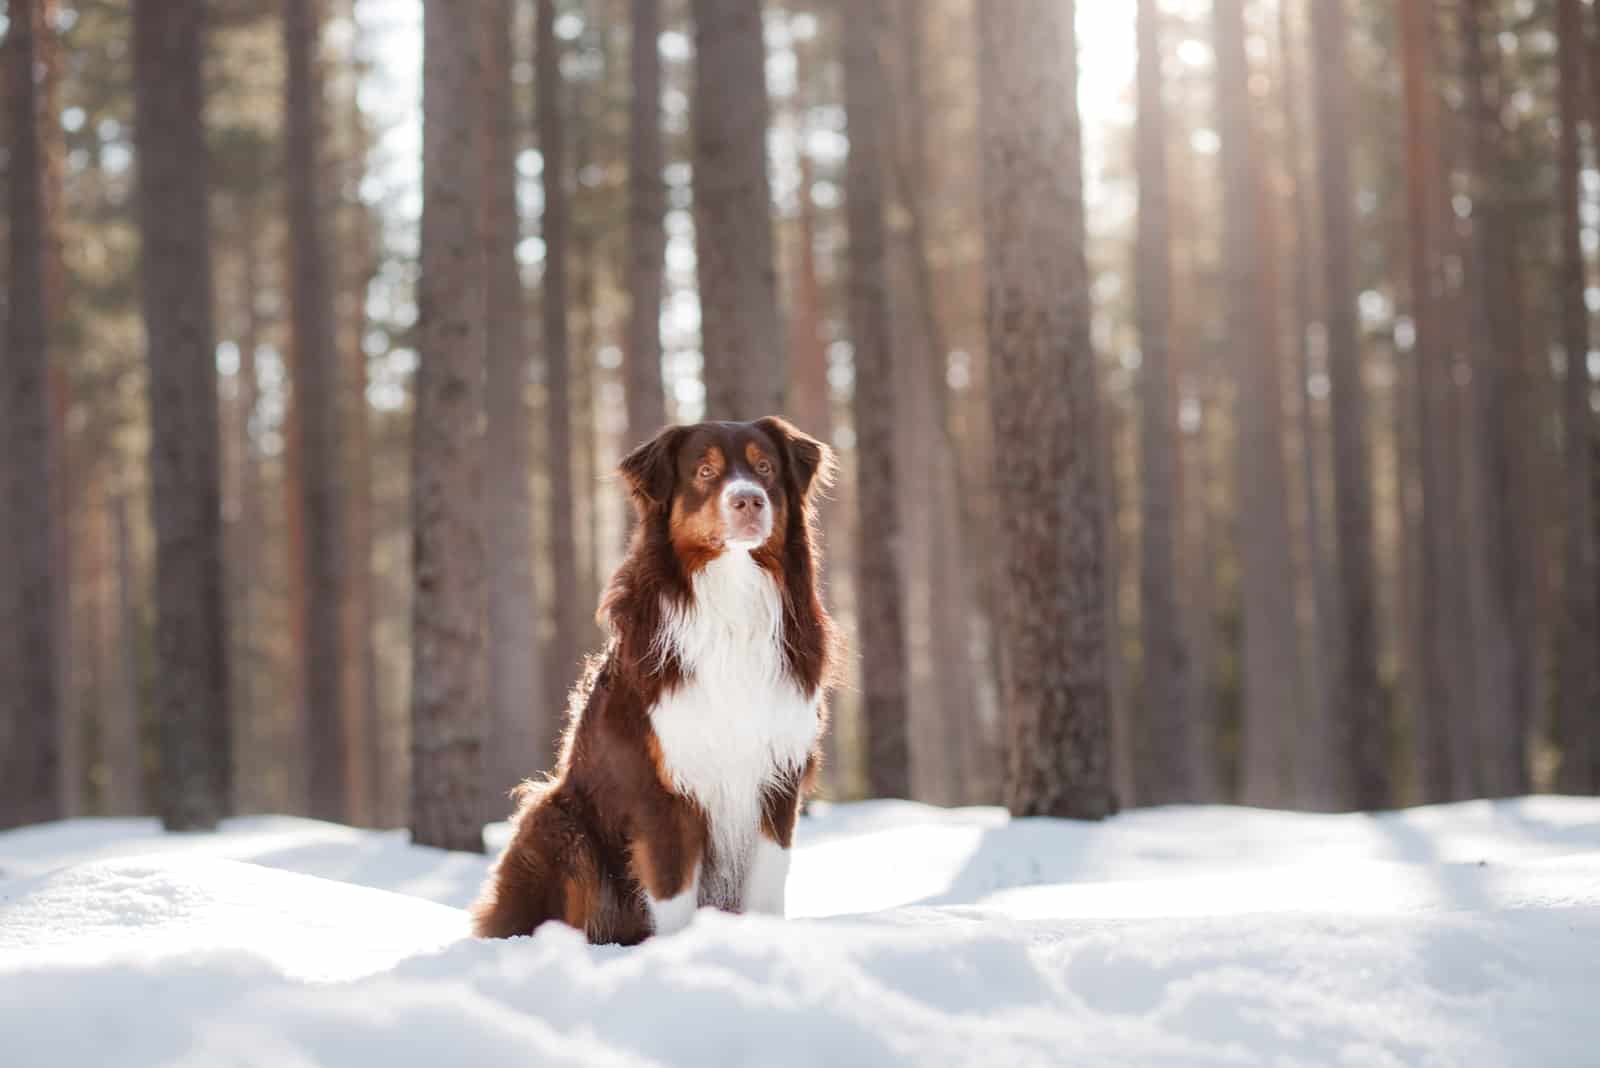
[729, 488, 766, 513]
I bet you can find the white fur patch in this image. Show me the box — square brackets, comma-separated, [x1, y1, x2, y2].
[647, 874, 699, 937]
[649, 550, 818, 910]
[744, 838, 791, 917]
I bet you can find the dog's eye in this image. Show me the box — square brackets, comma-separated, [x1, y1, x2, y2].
[755, 459, 773, 477]
[696, 463, 716, 481]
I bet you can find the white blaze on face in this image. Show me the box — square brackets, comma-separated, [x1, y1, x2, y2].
[720, 476, 772, 549]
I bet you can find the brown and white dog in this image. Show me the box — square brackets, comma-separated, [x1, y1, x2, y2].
[472, 417, 838, 945]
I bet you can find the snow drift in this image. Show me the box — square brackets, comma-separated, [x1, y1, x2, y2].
[2, 798, 1597, 1066]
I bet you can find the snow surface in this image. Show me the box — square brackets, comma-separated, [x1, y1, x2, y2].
[2, 798, 1598, 1066]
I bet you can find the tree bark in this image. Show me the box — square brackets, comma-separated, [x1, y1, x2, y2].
[1214, 0, 1304, 808]
[1556, 0, 1599, 794]
[1399, 0, 1457, 804]
[479, 0, 548, 814]
[842, 1, 911, 800]
[1311, 0, 1387, 810]
[411, 0, 488, 854]
[132, 0, 233, 831]
[1459, 0, 1533, 799]
[1278, 0, 1340, 810]
[1133, 0, 1197, 805]
[338, 5, 378, 826]
[1, 0, 63, 830]
[284, 0, 348, 823]
[103, 495, 145, 816]
[626, 0, 669, 443]
[537, 0, 583, 713]
[690, 0, 784, 420]
[978, 0, 1115, 820]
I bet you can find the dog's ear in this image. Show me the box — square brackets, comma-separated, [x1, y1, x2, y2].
[619, 425, 689, 515]
[755, 416, 835, 503]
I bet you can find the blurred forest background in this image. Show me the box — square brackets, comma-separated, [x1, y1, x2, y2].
[0, 0, 1597, 845]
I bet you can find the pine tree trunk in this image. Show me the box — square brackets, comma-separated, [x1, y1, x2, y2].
[537, 0, 583, 710]
[1556, 0, 1599, 794]
[1, 0, 63, 830]
[1399, 0, 1456, 804]
[690, 0, 784, 420]
[888, 0, 981, 804]
[1133, 0, 1197, 805]
[1278, 0, 1340, 810]
[411, 0, 487, 854]
[284, 0, 348, 823]
[978, 0, 1115, 820]
[132, 0, 233, 831]
[479, 0, 548, 813]
[337, 15, 378, 826]
[103, 495, 145, 816]
[843, 1, 911, 800]
[1214, 0, 1304, 808]
[1459, 0, 1533, 799]
[626, 0, 669, 442]
[232, 211, 271, 814]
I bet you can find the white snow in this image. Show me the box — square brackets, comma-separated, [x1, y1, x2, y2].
[3, 798, 1598, 1066]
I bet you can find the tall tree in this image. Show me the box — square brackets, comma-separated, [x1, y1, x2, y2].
[412, 0, 487, 853]
[690, 0, 784, 419]
[480, 0, 547, 808]
[977, 0, 1115, 819]
[537, 0, 583, 704]
[1460, 0, 1533, 799]
[284, 0, 348, 822]
[1214, 0, 1303, 807]
[842, 0, 910, 799]
[1278, 0, 1339, 809]
[626, 0, 669, 444]
[103, 495, 145, 816]
[1, 0, 63, 830]
[1398, 0, 1459, 804]
[1311, 0, 1386, 809]
[1133, 0, 1196, 804]
[132, 0, 232, 830]
[1556, 0, 1598, 794]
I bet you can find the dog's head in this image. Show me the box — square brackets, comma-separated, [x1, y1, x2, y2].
[619, 417, 833, 565]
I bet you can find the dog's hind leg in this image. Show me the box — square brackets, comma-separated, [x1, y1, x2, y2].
[471, 787, 599, 939]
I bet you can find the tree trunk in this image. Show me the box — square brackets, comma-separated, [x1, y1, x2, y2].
[338, 7, 378, 826]
[132, 0, 233, 831]
[1133, 0, 1197, 805]
[1556, 0, 1599, 794]
[1398, 0, 1457, 804]
[626, 0, 669, 443]
[1, 0, 63, 830]
[103, 495, 145, 816]
[842, 1, 911, 800]
[1311, 0, 1387, 810]
[978, 0, 1115, 820]
[479, 0, 548, 814]
[1214, 0, 1304, 808]
[537, 0, 583, 711]
[411, 0, 488, 854]
[232, 208, 271, 814]
[690, 0, 784, 420]
[1278, 0, 1340, 810]
[1459, 0, 1533, 799]
[284, 0, 348, 823]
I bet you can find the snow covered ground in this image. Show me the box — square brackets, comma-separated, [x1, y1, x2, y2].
[2, 798, 1597, 1066]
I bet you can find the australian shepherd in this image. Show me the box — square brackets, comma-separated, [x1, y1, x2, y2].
[472, 417, 838, 944]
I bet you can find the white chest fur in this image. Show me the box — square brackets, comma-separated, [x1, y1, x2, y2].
[649, 550, 819, 907]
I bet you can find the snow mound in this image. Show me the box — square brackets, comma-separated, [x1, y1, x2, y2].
[2, 798, 1598, 1066]
[0, 855, 465, 981]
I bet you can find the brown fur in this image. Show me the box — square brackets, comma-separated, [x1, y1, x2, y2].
[471, 417, 838, 944]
